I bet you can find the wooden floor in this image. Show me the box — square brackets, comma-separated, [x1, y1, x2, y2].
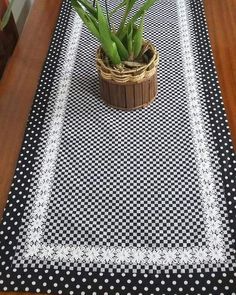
[0, 0, 235, 294]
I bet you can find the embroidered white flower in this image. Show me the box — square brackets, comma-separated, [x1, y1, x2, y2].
[198, 150, 209, 162]
[38, 182, 51, 194]
[208, 234, 224, 248]
[179, 249, 193, 264]
[207, 208, 221, 220]
[40, 245, 54, 258]
[35, 205, 47, 215]
[29, 231, 42, 242]
[207, 220, 222, 235]
[71, 247, 84, 261]
[26, 245, 39, 257]
[86, 248, 100, 262]
[162, 249, 178, 265]
[204, 194, 216, 207]
[203, 182, 215, 194]
[131, 249, 145, 264]
[116, 248, 130, 264]
[147, 249, 162, 264]
[55, 246, 69, 261]
[210, 247, 225, 262]
[101, 248, 115, 263]
[194, 248, 209, 263]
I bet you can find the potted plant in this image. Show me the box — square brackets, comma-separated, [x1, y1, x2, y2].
[0, 0, 18, 78]
[72, 0, 159, 110]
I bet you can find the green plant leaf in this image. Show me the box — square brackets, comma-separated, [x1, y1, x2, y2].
[126, 0, 137, 13]
[119, 0, 156, 40]
[109, 0, 126, 17]
[127, 24, 133, 60]
[72, 0, 100, 39]
[130, 0, 156, 25]
[117, 0, 137, 36]
[111, 33, 129, 60]
[0, 0, 15, 31]
[72, 0, 97, 18]
[97, 1, 121, 65]
[117, 24, 128, 41]
[72, 0, 98, 25]
[133, 13, 144, 58]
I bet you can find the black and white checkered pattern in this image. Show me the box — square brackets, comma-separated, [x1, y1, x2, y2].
[39, 0, 206, 253]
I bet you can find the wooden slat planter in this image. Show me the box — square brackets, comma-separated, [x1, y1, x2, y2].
[99, 71, 157, 110]
[96, 40, 159, 111]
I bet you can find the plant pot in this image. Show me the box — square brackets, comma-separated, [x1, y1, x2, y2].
[96, 40, 159, 110]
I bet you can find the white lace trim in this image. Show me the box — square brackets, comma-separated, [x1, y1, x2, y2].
[176, 0, 226, 258]
[25, 244, 224, 266]
[20, 0, 226, 267]
[23, 13, 83, 254]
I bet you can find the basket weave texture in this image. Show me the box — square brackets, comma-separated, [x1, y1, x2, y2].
[96, 40, 159, 84]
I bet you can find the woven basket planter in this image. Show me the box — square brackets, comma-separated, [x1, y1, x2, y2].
[96, 41, 159, 110]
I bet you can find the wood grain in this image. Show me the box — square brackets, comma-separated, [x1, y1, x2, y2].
[100, 73, 157, 110]
[204, 0, 236, 147]
[0, 0, 235, 295]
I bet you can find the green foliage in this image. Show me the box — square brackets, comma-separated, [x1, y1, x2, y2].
[0, 0, 16, 31]
[133, 13, 144, 58]
[97, 1, 121, 64]
[72, 0, 100, 38]
[111, 32, 129, 60]
[127, 23, 133, 59]
[72, 0, 157, 66]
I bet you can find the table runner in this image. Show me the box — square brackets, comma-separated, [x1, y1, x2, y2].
[1, 0, 236, 294]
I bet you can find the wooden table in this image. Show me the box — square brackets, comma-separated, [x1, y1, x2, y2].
[0, 0, 235, 294]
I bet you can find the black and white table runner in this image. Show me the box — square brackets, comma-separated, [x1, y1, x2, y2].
[0, 0, 236, 294]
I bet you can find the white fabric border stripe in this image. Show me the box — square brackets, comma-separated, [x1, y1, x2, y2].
[15, 0, 228, 267]
[176, 0, 226, 255]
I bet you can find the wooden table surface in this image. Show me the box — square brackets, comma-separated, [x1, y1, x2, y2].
[0, 0, 235, 294]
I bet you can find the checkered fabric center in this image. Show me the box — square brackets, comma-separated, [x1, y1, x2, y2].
[43, 1, 205, 248]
